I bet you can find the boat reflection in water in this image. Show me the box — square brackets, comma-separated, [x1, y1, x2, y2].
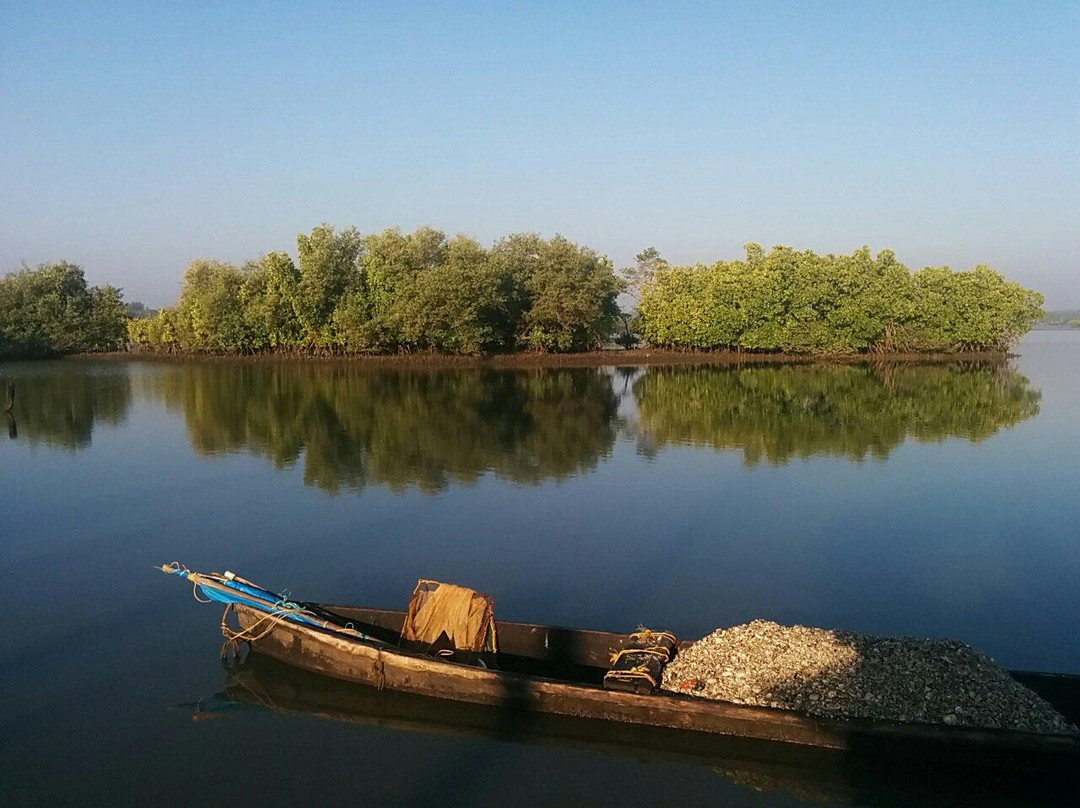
[184, 652, 1076, 808]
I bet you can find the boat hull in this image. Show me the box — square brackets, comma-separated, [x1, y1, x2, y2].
[233, 604, 1080, 773]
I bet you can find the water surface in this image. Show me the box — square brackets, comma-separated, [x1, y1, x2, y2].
[1, 333, 1077, 806]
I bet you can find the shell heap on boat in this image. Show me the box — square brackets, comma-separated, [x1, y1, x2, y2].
[661, 620, 1076, 735]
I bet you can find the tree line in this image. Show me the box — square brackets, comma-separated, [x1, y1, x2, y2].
[130, 232, 1045, 356]
[3, 229, 1044, 359]
[0, 262, 128, 359]
[1038, 309, 1080, 327]
[128, 226, 622, 355]
[634, 244, 1043, 353]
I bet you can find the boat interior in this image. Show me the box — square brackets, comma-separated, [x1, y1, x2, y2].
[322, 604, 1080, 728]
[323, 605, 621, 685]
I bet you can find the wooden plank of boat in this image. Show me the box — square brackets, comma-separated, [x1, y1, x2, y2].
[223, 651, 840, 772]
[232, 604, 1080, 773]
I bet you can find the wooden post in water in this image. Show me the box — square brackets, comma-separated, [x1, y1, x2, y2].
[4, 383, 14, 439]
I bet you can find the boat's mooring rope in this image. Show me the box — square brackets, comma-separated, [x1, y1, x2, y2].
[220, 602, 301, 646]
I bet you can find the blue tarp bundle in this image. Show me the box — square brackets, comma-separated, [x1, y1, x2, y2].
[160, 563, 376, 641]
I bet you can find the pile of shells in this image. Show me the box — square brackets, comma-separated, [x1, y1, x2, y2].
[661, 620, 1076, 735]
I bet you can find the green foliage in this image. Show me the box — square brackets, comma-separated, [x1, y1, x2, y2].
[637, 245, 1042, 354]
[0, 261, 129, 358]
[907, 265, 1043, 352]
[126, 233, 1041, 357]
[177, 260, 249, 351]
[242, 252, 302, 350]
[297, 225, 364, 346]
[518, 236, 622, 351]
[127, 306, 186, 353]
[130, 227, 624, 355]
[86, 285, 128, 351]
[389, 236, 507, 354]
[488, 232, 623, 351]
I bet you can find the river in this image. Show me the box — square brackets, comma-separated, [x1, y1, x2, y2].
[1, 332, 1077, 806]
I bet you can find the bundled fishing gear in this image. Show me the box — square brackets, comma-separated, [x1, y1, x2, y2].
[159, 563, 386, 658]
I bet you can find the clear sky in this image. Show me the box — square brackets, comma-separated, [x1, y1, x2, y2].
[2, 1, 1077, 307]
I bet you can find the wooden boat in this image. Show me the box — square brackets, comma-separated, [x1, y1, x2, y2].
[208, 652, 1080, 807]
[225, 602, 1080, 775]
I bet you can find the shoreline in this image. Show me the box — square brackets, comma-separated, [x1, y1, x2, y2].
[60, 348, 1015, 370]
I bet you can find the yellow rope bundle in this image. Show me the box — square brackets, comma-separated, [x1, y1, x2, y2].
[628, 629, 678, 647]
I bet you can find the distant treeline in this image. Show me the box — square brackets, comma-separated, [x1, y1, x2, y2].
[1039, 310, 1080, 327]
[2, 228, 1045, 359]
[0, 262, 128, 359]
[125, 301, 156, 319]
[635, 245, 1043, 353]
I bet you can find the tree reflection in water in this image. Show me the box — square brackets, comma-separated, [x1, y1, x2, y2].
[3, 364, 131, 450]
[632, 362, 1041, 464]
[144, 365, 622, 494]
[7, 360, 1041, 487]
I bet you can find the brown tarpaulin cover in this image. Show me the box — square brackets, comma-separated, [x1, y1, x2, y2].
[400, 579, 497, 653]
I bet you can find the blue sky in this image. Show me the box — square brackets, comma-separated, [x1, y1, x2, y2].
[2, 1, 1077, 306]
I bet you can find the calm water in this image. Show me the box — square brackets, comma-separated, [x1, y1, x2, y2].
[1, 333, 1078, 807]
